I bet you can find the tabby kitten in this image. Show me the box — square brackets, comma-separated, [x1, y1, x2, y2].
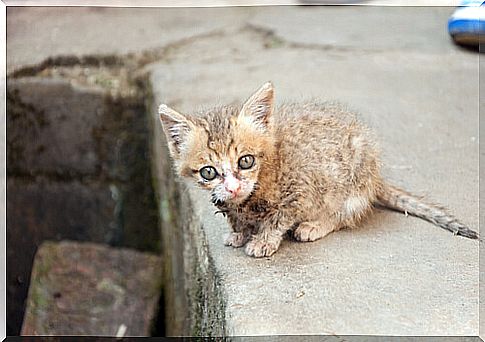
[158, 82, 479, 258]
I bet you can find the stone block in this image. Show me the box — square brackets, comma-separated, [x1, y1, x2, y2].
[7, 178, 118, 335]
[21, 241, 162, 336]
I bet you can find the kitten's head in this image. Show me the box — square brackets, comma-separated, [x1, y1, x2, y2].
[159, 82, 275, 206]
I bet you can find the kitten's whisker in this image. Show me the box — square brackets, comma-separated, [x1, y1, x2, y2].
[214, 209, 229, 217]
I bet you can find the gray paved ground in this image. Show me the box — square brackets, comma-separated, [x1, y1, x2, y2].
[8, 5, 480, 336]
[7, 6, 462, 71]
[7, 7, 254, 73]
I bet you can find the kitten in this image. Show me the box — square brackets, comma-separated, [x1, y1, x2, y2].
[158, 82, 479, 258]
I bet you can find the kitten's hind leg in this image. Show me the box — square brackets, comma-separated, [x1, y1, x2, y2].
[294, 220, 338, 242]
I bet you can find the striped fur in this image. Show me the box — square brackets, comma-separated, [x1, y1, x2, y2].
[159, 82, 480, 257]
[377, 183, 479, 240]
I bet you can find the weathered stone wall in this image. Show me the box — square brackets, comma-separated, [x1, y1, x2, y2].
[7, 75, 160, 334]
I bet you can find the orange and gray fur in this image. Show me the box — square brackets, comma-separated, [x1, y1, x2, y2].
[158, 82, 479, 258]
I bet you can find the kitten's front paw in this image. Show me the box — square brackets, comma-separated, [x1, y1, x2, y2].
[224, 232, 249, 248]
[245, 239, 279, 258]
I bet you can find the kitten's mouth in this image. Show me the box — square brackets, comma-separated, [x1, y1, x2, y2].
[229, 192, 241, 199]
[230, 183, 259, 205]
[219, 192, 249, 206]
[227, 188, 256, 205]
[211, 194, 246, 206]
[211, 183, 257, 207]
[227, 193, 245, 203]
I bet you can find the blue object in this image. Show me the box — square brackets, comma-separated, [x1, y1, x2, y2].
[448, 0, 485, 46]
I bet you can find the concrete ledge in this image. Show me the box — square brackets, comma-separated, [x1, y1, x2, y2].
[149, 73, 478, 337]
[150, 170, 478, 335]
[145, 8, 479, 337]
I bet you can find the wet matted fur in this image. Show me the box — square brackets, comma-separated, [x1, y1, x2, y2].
[158, 82, 479, 258]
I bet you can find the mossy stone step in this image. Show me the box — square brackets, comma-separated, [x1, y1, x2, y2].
[21, 241, 162, 336]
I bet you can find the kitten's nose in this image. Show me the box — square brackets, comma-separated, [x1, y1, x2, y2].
[225, 183, 241, 196]
[224, 175, 241, 196]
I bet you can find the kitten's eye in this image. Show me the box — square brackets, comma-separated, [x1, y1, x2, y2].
[238, 155, 255, 170]
[200, 166, 218, 181]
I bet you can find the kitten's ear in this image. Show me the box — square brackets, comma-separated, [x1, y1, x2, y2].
[158, 104, 194, 157]
[240, 82, 274, 130]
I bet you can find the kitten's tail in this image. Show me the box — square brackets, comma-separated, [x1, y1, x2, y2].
[376, 183, 480, 240]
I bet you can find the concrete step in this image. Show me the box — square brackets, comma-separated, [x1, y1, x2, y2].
[147, 11, 478, 336]
[21, 241, 162, 336]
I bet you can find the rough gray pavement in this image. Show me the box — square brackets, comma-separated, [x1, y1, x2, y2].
[7, 6, 461, 72]
[8, 5, 480, 337]
[148, 6, 479, 336]
[7, 7, 254, 73]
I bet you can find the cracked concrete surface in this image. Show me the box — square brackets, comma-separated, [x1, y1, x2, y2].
[7, 7, 254, 73]
[8, 5, 480, 337]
